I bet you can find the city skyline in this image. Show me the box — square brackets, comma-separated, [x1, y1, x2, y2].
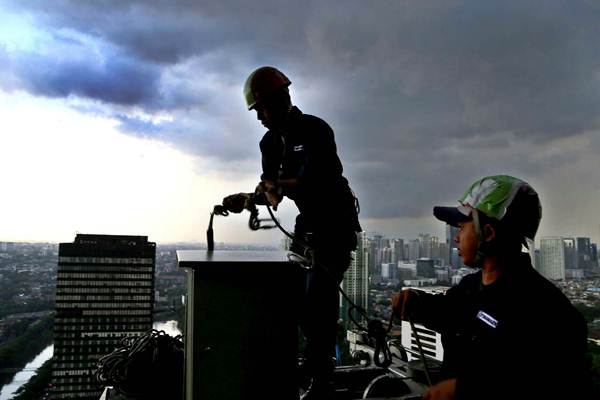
[1, 1, 600, 245]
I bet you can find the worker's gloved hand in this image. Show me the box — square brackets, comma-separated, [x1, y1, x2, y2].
[423, 378, 457, 400]
[391, 289, 421, 321]
[222, 193, 251, 214]
[256, 180, 283, 210]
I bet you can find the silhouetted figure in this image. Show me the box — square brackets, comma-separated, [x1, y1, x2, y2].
[225, 66, 361, 399]
[392, 176, 591, 400]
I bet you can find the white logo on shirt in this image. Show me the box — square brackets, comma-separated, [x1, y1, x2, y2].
[476, 310, 498, 328]
[293, 145, 304, 151]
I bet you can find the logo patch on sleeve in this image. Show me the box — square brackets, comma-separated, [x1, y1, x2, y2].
[476, 311, 498, 328]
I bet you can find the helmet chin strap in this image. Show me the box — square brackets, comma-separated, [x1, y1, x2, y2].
[471, 209, 486, 268]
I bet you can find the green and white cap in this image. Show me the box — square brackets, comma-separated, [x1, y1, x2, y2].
[433, 175, 542, 241]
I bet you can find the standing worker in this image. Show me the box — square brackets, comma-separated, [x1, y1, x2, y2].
[224, 66, 361, 399]
[391, 175, 590, 400]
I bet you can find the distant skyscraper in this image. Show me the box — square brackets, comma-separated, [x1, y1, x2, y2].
[446, 225, 464, 269]
[379, 246, 392, 265]
[540, 237, 566, 281]
[391, 239, 404, 263]
[438, 242, 449, 266]
[563, 238, 577, 270]
[51, 234, 155, 400]
[342, 232, 369, 323]
[418, 234, 432, 259]
[368, 237, 380, 277]
[408, 239, 420, 262]
[416, 258, 436, 279]
[591, 243, 599, 268]
[381, 263, 397, 280]
[576, 237, 592, 273]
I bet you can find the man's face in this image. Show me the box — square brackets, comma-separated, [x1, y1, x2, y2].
[254, 95, 290, 130]
[455, 220, 479, 267]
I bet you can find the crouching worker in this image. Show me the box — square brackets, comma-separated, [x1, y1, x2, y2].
[391, 175, 590, 400]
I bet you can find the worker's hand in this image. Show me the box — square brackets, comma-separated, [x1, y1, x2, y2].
[391, 289, 420, 321]
[423, 378, 456, 400]
[256, 180, 282, 210]
[222, 193, 250, 214]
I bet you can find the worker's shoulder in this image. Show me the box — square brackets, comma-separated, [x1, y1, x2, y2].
[517, 265, 582, 320]
[297, 112, 333, 133]
[519, 265, 567, 300]
[453, 270, 482, 289]
[259, 129, 278, 147]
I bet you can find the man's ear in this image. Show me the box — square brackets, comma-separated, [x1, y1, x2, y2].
[483, 224, 496, 242]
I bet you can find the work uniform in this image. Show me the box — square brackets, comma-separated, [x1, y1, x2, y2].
[411, 253, 590, 399]
[259, 106, 361, 382]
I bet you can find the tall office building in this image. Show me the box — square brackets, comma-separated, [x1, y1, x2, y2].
[51, 234, 156, 399]
[341, 232, 369, 324]
[576, 237, 593, 273]
[416, 258, 435, 279]
[408, 239, 420, 262]
[381, 263, 397, 280]
[563, 238, 577, 270]
[446, 225, 464, 269]
[391, 239, 404, 263]
[539, 237, 565, 281]
[368, 237, 380, 277]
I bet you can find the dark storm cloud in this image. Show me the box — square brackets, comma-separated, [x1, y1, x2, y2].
[3, 0, 600, 221]
[14, 51, 160, 106]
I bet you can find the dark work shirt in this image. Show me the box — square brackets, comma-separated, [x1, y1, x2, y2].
[413, 254, 591, 399]
[259, 106, 361, 239]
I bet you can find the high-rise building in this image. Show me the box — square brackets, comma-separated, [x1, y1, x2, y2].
[398, 262, 417, 282]
[540, 237, 565, 281]
[51, 234, 156, 400]
[381, 263, 397, 280]
[438, 242, 449, 266]
[416, 258, 435, 279]
[341, 232, 369, 324]
[446, 225, 464, 269]
[379, 246, 392, 265]
[576, 237, 592, 273]
[391, 239, 404, 263]
[591, 243, 599, 268]
[368, 236, 380, 277]
[408, 239, 420, 262]
[563, 238, 577, 270]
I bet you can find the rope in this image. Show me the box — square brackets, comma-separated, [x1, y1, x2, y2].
[409, 319, 433, 386]
[265, 205, 393, 368]
[94, 329, 183, 397]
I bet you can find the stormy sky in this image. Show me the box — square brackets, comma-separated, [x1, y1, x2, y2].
[1, 0, 599, 244]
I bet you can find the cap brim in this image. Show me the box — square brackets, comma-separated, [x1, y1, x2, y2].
[433, 206, 472, 227]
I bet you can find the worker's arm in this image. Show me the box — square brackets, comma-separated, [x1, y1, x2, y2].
[391, 290, 452, 332]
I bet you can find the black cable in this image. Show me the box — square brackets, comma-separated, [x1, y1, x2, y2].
[265, 205, 393, 368]
[95, 329, 184, 397]
[409, 319, 433, 385]
[208, 206, 230, 251]
[210, 200, 395, 368]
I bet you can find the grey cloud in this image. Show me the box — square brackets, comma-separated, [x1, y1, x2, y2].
[16, 52, 160, 106]
[3, 0, 600, 224]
